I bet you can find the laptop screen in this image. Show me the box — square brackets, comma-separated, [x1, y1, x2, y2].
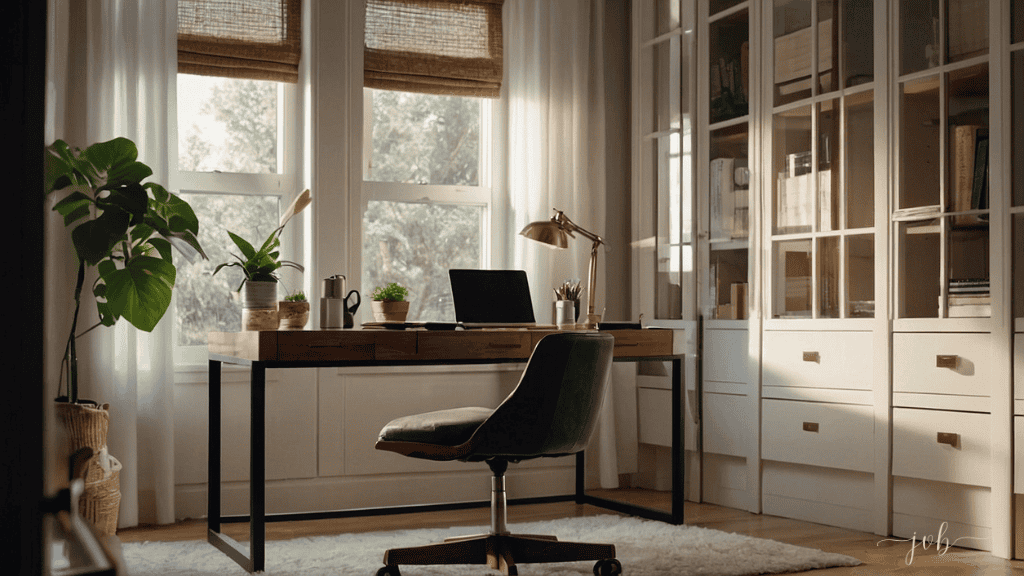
[449, 269, 536, 326]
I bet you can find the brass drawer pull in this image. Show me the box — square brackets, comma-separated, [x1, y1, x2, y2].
[803, 422, 819, 432]
[487, 343, 524, 349]
[937, 432, 959, 447]
[936, 355, 958, 369]
[803, 351, 820, 362]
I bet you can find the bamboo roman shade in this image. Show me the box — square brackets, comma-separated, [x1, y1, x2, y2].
[364, 0, 504, 98]
[178, 0, 302, 83]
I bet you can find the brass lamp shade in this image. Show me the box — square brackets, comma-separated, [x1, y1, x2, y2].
[518, 220, 569, 248]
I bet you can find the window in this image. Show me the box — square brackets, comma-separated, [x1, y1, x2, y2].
[362, 88, 491, 322]
[171, 73, 301, 366]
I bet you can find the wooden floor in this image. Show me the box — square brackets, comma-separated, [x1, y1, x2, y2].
[118, 491, 1024, 575]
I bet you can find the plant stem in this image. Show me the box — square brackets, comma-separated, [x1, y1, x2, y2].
[63, 260, 86, 404]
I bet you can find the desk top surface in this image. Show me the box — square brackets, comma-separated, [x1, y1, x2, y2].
[209, 328, 684, 364]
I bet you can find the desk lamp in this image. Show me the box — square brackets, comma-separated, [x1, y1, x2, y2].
[519, 209, 605, 329]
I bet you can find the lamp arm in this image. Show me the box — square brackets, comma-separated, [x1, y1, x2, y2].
[552, 210, 604, 246]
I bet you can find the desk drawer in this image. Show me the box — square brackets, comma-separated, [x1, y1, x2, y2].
[761, 399, 873, 472]
[893, 332, 994, 397]
[277, 331, 381, 362]
[417, 331, 531, 361]
[611, 330, 673, 357]
[892, 407, 990, 487]
[763, 331, 872, 390]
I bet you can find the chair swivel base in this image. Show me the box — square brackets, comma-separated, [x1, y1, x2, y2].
[376, 532, 620, 576]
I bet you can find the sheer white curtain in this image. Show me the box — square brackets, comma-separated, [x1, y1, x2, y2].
[45, 0, 178, 527]
[504, 0, 635, 489]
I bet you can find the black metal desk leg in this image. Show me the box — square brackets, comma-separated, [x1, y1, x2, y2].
[251, 362, 266, 572]
[671, 357, 685, 524]
[208, 360, 221, 534]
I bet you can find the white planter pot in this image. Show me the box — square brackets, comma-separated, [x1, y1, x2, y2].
[242, 281, 278, 309]
[242, 281, 278, 330]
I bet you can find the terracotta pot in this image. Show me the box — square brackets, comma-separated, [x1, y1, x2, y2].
[371, 300, 410, 322]
[278, 300, 310, 329]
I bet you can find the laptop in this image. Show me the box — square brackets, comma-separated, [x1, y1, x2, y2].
[449, 269, 551, 329]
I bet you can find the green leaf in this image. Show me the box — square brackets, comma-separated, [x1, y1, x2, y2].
[227, 231, 257, 261]
[146, 237, 173, 262]
[52, 191, 94, 226]
[102, 255, 175, 332]
[99, 182, 148, 224]
[258, 226, 284, 254]
[45, 140, 89, 192]
[95, 298, 118, 327]
[71, 209, 130, 265]
[80, 138, 145, 186]
[104, 160, 153, 190]
[212, 261, 239, 276]
[150, 186, 200, 236]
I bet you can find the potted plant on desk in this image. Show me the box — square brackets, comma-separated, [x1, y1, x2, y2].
[213, 189, 311, 330]
[278, 291, 310, 329]
[45, 137, 207, 534]
[370, 282, 410, 323]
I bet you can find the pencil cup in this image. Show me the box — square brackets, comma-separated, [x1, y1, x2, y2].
[555, 300, 575, 329]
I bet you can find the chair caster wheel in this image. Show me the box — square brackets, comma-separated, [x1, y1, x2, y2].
[376, 565, 401, 576]
[594, 558, 622, 576]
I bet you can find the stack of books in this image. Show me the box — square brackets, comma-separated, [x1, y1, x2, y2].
[946, 278, 990, 317]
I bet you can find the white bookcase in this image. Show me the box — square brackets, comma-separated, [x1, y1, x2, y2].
[630, 0, 1021, 560]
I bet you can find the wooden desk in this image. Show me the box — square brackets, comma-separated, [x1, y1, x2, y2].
[208, 328, 685, 573]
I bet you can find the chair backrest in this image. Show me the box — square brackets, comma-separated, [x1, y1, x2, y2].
[464, 332, 615, 461]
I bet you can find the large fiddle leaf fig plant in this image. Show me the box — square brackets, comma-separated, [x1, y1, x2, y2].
[46, 137, 207, 403]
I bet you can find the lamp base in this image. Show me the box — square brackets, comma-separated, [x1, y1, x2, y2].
[583, 313, 602, 330]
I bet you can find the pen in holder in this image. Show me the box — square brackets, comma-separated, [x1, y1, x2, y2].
[555, 300, 576, 329]
[554, 280, 582, 329]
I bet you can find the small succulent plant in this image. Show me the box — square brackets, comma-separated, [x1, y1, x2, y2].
[284, 291, 307, 302]
[370, 282, 408, 302]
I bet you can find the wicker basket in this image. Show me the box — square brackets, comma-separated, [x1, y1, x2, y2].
[80, 454, 122, 536]
[55, 401, 110, 453]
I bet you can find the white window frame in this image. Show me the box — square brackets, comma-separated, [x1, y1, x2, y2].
[169, 76, 305, 370]
[360, 88, 496, 284]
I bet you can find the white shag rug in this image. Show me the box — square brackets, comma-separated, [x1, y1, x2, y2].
[122, 515, 862, 575]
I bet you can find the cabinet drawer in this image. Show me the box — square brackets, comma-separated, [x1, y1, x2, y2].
[893, 333, 994, 397]
[704, 329, 751, 384]
[761, 399, 873, 472]
[762, 331, 872, 390]
[703, 392, 749, 457]
[892, 407, 990, 487]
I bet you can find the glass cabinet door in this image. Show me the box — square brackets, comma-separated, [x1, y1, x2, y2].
[638, 0, 695, 321]
[769, 0, 876, 320]
[704, 1, 751, 321]
[1013, 1, 1024, 323]
[895, 0, 990, 320]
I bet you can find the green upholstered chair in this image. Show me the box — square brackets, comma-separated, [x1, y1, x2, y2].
[374, 332, 621, 576]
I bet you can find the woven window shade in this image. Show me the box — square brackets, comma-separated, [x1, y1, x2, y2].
[365, 0, 504, 98]
[178, 0, 302, 83]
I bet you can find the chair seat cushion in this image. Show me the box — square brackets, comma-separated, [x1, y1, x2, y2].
[378, 407, 493, 447]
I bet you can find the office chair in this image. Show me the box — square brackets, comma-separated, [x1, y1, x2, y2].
[374, 332, 621, 576]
